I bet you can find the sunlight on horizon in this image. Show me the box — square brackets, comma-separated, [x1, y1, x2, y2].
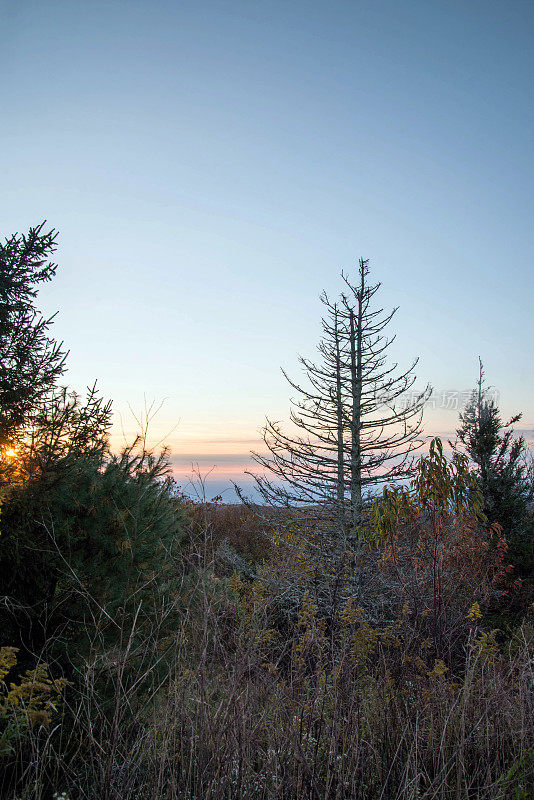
[2, 0, 532, 499]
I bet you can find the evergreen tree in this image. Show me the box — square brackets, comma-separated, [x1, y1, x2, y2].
[0, 349, 186, 659]
[0, 222, 67, 449]
[0, 384, 113, 649]
[456, 360, 533, 608]
[0, 224, 188, 659]
[246, 259, 431, 530]
[456, 359, 532, 537]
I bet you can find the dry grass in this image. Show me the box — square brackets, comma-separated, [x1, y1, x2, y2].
[2, 505, 533, 800]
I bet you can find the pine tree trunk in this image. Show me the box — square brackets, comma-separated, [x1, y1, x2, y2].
[333, 307, 345, 527]
[349, 280, 363, 525]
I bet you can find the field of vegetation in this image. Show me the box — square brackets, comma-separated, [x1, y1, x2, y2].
[0, 225, 532, 799]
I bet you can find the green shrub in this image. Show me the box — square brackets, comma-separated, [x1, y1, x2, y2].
[0, 442, 187, 657]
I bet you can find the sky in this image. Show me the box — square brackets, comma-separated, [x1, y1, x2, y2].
[1, 0, 533, 500]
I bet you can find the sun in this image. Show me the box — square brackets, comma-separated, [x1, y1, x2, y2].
[4, 448, 17, 458]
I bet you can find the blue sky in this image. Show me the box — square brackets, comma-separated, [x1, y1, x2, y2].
[1, 0, 532, 499]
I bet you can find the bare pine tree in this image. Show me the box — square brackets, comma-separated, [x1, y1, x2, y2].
[246, 259, 431, 530]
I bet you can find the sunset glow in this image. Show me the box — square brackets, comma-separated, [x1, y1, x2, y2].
[1, 0, 532, 499]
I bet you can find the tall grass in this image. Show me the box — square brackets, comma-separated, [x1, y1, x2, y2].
[3, 499, 532, 800]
